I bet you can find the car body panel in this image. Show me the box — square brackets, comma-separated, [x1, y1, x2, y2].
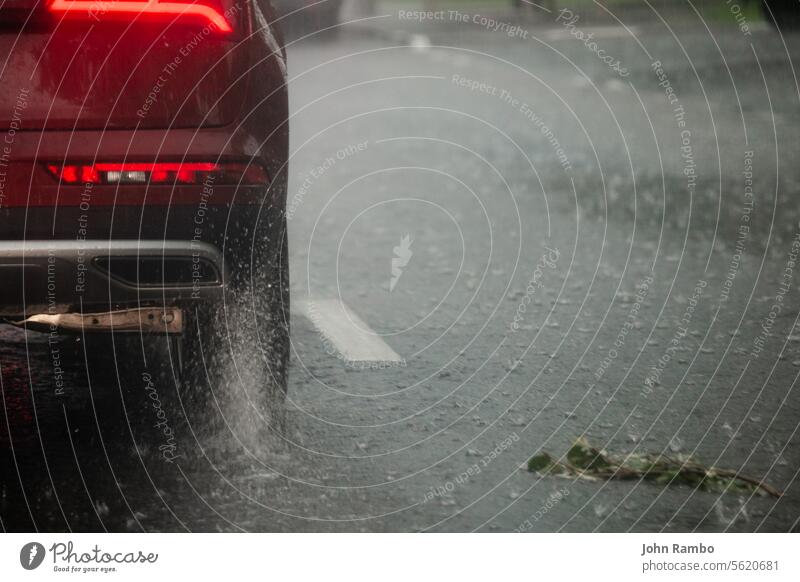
[0, 0, 289, 318]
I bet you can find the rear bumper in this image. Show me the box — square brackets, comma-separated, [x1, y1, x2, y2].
[0, 240, 226, 318]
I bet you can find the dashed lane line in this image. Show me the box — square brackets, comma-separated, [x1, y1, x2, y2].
[296, 299, 402, 363]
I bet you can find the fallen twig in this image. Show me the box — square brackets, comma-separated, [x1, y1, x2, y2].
[527, 438, 782, 498]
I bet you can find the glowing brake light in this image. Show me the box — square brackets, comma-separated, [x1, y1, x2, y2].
[48, 0, 233, 34]
[46, 162, 268, 185]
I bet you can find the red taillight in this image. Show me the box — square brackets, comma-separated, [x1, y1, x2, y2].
[48, 0, 234, 33]
[46, 162, 268, 185]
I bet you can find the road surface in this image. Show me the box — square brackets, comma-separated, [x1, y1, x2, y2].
[1, 3, 799, 532]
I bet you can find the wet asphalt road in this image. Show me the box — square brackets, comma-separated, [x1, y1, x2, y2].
[2, 6, 800, 532]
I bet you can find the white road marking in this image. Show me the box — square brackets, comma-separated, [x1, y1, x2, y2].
[297, 299, 402, 363]
[540, 25, 639, 41]
[409, 33, 431, 51]
[603, 78, 628, 92]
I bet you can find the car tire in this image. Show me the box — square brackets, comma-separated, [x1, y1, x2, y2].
[252, 219, 291, 403]
[179, 219, 290, 411]
[178, 302, 222, 404]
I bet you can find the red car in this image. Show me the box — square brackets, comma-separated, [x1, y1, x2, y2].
[0, 0, 290, 400]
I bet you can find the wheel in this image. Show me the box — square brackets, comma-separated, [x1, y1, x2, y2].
[179, 214, 290, 410]
[762, 0, 800, 29]
[179, 302, 221, 403]
[251, 216, 291, 402]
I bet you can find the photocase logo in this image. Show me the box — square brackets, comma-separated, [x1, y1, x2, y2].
[20, 542, 45, 570]
[390, 234, 414, 292]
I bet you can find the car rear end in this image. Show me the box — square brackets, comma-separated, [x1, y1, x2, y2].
[0, 1, 290, 386]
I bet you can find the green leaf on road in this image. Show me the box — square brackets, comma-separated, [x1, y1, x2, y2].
[527, 453, 555, 473]
[526, 438, 782, 498]
[527, 453, 570, 475]
[566, 438, 612, 471]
